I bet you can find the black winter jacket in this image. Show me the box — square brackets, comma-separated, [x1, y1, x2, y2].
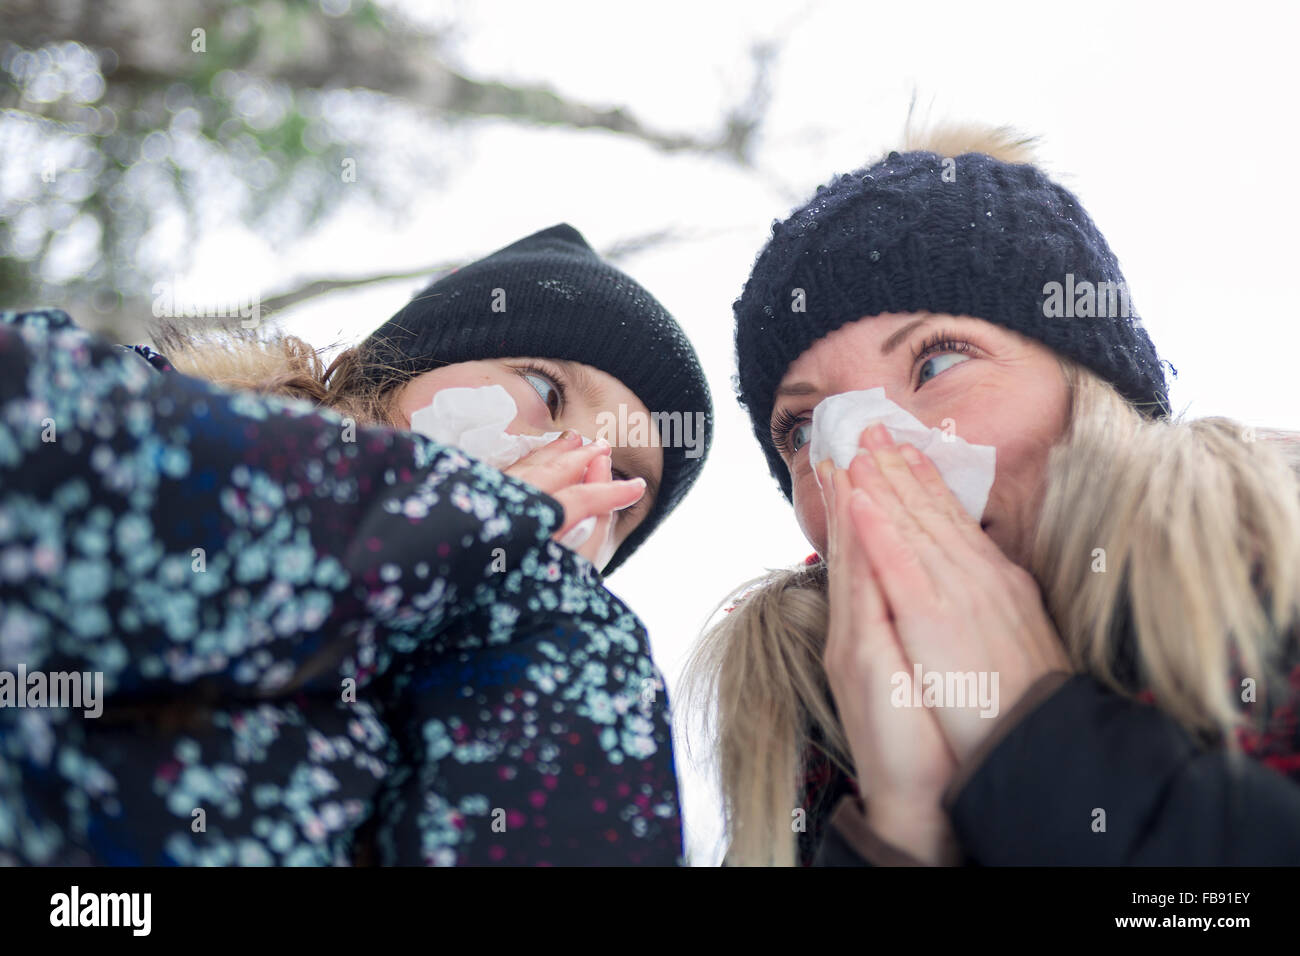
[813, 667, 1300, 866]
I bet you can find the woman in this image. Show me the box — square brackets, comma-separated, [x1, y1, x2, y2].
[685, 126, 1300, 866]
[0, 223, 712, 865]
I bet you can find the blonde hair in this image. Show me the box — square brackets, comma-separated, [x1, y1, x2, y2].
[683, 125, 1300, 867]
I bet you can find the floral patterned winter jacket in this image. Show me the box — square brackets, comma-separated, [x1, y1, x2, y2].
[0, 309, 683, 866]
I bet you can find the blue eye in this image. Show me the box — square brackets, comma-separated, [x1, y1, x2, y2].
[918, 351, 971, 385]
[518, 367, 563, 417]
[912, 331, 977, 388]
[789, 422, 812, 453]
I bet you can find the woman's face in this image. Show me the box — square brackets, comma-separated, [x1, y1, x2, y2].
[770, 313, 1070, 567]
[393, 357, 664, 550]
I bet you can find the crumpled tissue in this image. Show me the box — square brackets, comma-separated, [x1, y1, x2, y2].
[808, 387, 997, 522]
[409, 384, 598, 548]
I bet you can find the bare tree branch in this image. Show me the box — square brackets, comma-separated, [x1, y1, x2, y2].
[1, 0, 768, 160]
[258, 228, 687, 317]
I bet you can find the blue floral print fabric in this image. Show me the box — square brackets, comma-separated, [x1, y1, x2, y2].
[0, 309, 683, 865]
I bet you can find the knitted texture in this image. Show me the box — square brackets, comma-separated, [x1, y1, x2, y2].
[358, 224, 713, 575]
[734, 149, 1172, 501]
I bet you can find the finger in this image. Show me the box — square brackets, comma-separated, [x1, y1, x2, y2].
[855, 428, 1001, 586]
[510, 438, 612, 493]
[851, 485, 998, 686]
[837, 474, 893, 646]
[583, 455, 639, 517]
[896, 442, 1007, 566]
[853, 429, 1016, 617]
[574, 455, 617, 566]
[584, 448, 613, 485]
[826, 469, 904, 711]
[817, 459, 838, 564]
[847, 447, 960, 587]
[830, 465, 895, 652]
[821, 468, 852, 624]
[846, 484, 939, 612]
[551, 479, 646, 535]
[517, 428, 583, 463]
[822, 465, 851, 652]
[859, 424, 952, 537]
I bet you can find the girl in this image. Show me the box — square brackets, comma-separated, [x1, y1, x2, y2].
[0, 223, 712, 865]
[685, 126, 1300, 866]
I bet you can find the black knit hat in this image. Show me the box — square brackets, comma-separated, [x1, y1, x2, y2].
[734, 148, 1174, 502]
[359, 223, 713, 576]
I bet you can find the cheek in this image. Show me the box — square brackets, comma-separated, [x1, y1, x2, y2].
[993, 428, 1055, 493]
[397, 365, 542, 433]
[398, 366, 483, 423]
[956, 382, 1068, 526]
[792, 474, 828, 555]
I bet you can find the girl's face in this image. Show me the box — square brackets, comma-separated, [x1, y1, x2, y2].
[770, 314, 1070, 568]
[394, 357, 664, 548]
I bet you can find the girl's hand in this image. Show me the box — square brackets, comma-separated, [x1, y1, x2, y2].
[503, 429, 609, 495]
[844, 424, 1072, 765]
[504, 430, 645, 563]
[819, 460, 961, 865]
[564, 450, 626, 568]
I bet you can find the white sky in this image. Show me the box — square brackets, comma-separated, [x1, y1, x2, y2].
[176, 0, 1300, 864]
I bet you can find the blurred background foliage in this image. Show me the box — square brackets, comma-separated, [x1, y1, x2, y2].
[0, 0, 768, 341]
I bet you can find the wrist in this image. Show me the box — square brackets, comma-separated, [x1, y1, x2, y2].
[864, 799, 960, 866]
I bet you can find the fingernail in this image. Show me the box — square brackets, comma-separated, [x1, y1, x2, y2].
[561, 428, 580, 441]
[594, 437, 610, 450]
[900, 444, 922, 466]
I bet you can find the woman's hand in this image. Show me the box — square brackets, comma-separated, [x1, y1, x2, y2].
[819, 459, 961, 865]
[843, 423, 1072, 765]
[504, 430, 645, 566]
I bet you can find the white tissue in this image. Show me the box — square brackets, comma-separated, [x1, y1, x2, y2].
[556, 515, 598, 549]
[409, 384, 589, 469]
[408, 384, 598, 548]
[808, 388, 997, 522]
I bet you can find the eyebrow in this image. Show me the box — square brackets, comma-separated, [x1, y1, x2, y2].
[773, 382, 820, 398]
[880, 316, 934, 355]
[771, 315, 938, 402]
